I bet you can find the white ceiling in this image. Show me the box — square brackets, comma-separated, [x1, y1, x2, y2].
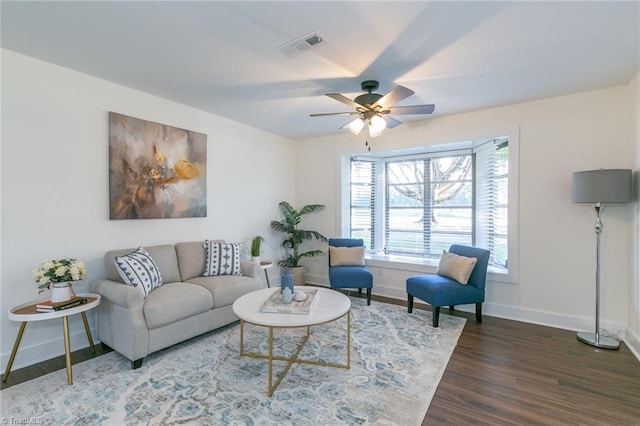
[2, 1, 638, 141]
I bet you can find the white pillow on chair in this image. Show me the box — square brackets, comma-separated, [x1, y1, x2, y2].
[436, 250, 477, 285]
[329, 246, 365, 266]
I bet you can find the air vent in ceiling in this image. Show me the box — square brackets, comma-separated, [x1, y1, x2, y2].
[276, 31, 326, 56]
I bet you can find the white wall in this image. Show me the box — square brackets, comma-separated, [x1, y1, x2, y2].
[630, 72, 640, 357]
[1, 49, 296, 369]
[295, 84, 637, 344]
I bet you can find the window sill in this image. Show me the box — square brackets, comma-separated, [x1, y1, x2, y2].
[365, 254, 516, 284]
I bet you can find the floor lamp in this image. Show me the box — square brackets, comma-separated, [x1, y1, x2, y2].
[572, 168, 632, 349]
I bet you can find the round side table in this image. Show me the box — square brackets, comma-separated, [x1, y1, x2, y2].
[3, 293, 101, 385]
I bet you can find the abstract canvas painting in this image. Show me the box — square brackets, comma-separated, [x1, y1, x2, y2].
[109, 112, 207, 219]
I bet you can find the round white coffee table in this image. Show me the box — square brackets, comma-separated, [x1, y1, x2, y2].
[232, 286, 351, 396]
[3, 293, 101, 385]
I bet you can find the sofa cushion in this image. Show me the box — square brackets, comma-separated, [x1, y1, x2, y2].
[114, 247, 163, 297]
[143, 282, 213, 329]
[176, 240, 226, 281]
[105, 244, 181, 284]
[204, 241, 242, 276]
[187, 275, 262, 309]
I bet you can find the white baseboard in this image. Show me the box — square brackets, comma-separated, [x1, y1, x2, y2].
[624, 328, 640, 360]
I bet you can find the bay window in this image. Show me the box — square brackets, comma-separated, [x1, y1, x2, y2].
[348, 137, 511, 273]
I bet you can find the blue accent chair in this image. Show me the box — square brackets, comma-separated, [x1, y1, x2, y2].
[406, 244, 490, 327]
[328, 238, 373, 305]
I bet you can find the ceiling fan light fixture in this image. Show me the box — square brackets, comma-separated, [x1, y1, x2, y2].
[348, 117, 365, 135]
[368, 114, 386, 137]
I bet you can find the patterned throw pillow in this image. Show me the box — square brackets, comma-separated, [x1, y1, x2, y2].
[114, 247, 163, 297]
[204, 241, 242, 276]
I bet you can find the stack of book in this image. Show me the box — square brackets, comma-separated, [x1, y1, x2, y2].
[36, 296, 88, 313]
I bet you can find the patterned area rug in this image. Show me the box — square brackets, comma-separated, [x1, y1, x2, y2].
[1, 298, 465, 425]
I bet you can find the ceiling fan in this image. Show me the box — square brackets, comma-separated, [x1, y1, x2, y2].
[310, 80, 435, 138]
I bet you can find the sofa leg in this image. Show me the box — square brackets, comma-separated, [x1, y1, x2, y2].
[476, 303, 483, 323]
[408, 295, 414, 313]
[131, 358, 144, 369]
[433, 307, 440, 327]
[366, 288, 371, 305]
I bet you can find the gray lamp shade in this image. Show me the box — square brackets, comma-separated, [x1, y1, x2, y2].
[572, 169, 632, 203]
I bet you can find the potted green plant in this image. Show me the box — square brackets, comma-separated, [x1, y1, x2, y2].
[270, 201, 327, 285]
[251, 236, 264, 263]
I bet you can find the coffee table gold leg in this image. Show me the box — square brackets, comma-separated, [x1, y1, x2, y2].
[264, 270, 271, 288]
[62, 316, 72, 385]
[80, 312, 95, 354]
[268, 327, 274, 397]
[2, 321, 27, 382]
[239, 320, 245, 355]
[347, 310, 351, 368]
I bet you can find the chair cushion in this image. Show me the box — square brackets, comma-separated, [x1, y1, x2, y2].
[204, 241, 242, 276]
[437, 250, 477, 285]
[329, 246, 365, 266]
[143, 282, 213, 329]
[328, 266, 373, 289]
[114, 247, 163, 297]
[406, 274, 484, 307]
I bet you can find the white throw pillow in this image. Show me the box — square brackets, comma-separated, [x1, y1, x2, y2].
[329, 246, 365, 267]
[436, 250, 477, 285]
[204, 241, 242, 276]
[114, 247, 163, 297]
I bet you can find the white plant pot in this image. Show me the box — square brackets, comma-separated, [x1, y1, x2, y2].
[50, 282, 73, 303]
[251, 256, 261, 264]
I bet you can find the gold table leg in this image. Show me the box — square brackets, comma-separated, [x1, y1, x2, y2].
[268, 327, 274, 396]
[62, 316, 73, 385]
[2, 321, 27, 382]
[80, 311, 95, 353]
[240, 310, 351, 397]
[264, 269, 271, 288]
[347, 310, 351, 368]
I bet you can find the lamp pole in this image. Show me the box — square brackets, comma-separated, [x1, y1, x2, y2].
[576, 203, 619, 349]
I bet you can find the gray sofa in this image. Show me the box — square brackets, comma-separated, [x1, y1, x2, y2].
[91, 241, 264, 368]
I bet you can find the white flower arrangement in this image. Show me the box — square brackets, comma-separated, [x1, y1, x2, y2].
[33, 258, 87, 293]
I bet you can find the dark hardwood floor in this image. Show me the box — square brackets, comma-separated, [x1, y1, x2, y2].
[2, 293, 639, 425]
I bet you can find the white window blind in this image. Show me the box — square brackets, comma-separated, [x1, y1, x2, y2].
[474, 138, 509, 268]
[350, 160, 376, 249]
[384, 155, 473, 257]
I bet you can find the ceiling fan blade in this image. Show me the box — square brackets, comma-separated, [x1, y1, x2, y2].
[372, 85, 414, 109]
[385, 104, 435, 115]
[382, 115, 403, 129]
[310, 111, 359, 117]
[326, 93, 364, 110]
